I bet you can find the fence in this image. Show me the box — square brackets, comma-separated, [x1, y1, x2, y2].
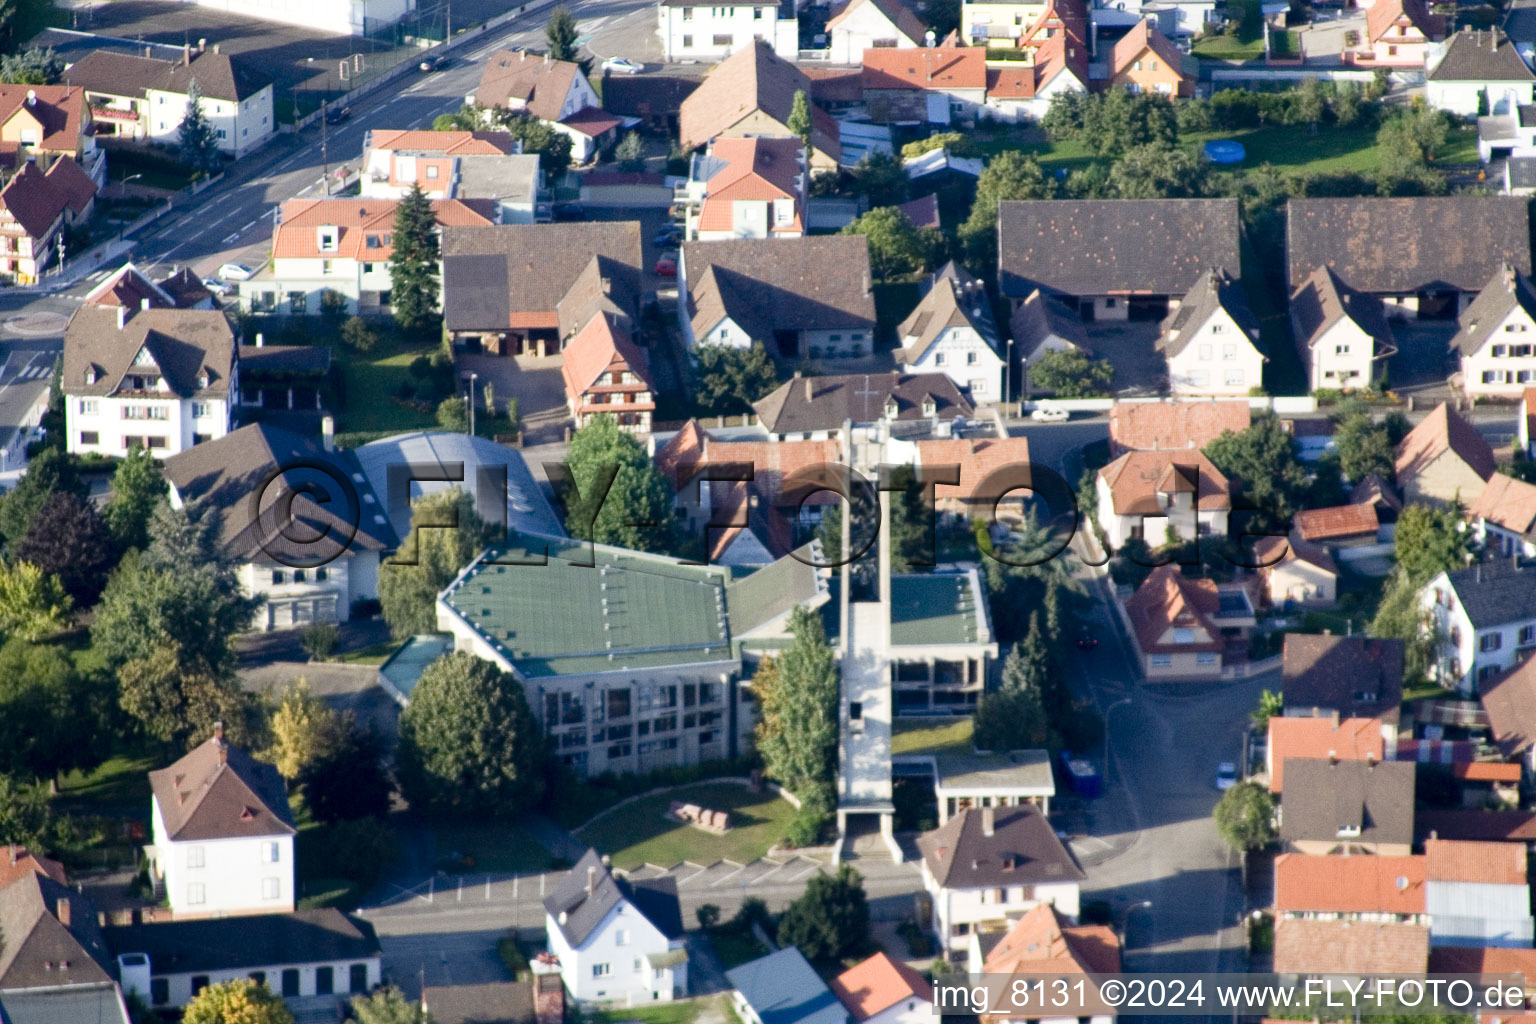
[1021, 396, 1318, 415]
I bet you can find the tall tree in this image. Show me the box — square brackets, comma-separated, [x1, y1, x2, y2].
[396, 651, 544, 816]
[182, 979, 294, 1024]
[389, 182, 440, 332]
[178, 79, 222, 174]
[847, 150, 908, 208]
[1203, 412, 1309, 528]
[17, 490, 115, 604]
[788, 89, 813, 151]
[0, 639, 100, 782]
[378, 488, 495, 639]
[692, 342, 780, 416]
[1389, 502, 1469, 588]
[492, 110, 574, 178]
[545, 5, 579, 61]
[1213, 781, 1276, 852]
[0, 47, 64, 85]
[753, 606, 839, 801]
[1108, 142, 1209, 199]
[0, 560, 71, 641]
[960, 151, 1054, 268]
[116, 642, 249, 749]
[0, 772, 51, 850]
[561, 414, 677, 553]
[1076, 89, 1178, 157]
[264, 678, 340, 781]
[776, 864, 870, 966]
[0, 448, 81, 549]
[1332, 412, 1395, 483]
[840, 207, 939, 280]
[104, 445, 168, 552]
[300, 723, 392, 823]
[973, 625, 1054, 751]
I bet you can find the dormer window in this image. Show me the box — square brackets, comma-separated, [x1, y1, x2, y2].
[196, 372, 210, 389]
[84, 367, 96, 385]
[884, 398, 899, 419]
[1337, 824, 1361, 838]
[922, 397, 937, 416]
[317, 225, 340, 252]
[132, 347, 156, 367]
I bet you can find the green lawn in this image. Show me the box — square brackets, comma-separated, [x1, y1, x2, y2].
[891, 717, 973, 756]
[432, 821, 560, 873]
[1440, 126, 1480, 165]
[337, 638, 407, 666]
[338, 338, 442, 434]
[56, 755, 155, 811]
[1184, 124, 1383, 174]
[576, 782, 797, 870]
[1192, 33, 1266, 60]
[595, 996, 718, 1024]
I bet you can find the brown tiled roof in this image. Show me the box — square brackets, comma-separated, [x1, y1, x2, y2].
[805, 66, 866, 105]
[1010, 287, 1090, 362]
[422, 981, 536, 1024]
[1425, 838, 1527, 884]
[1430, 29, 1536, 82]
[1273, 917, 1429, 975]
[753, 371, 973, 434]
[684, 236, 874, 343]
[1278, 757, 1416, 849]
[981, 903, 1121, 976]
[1267, 716, 1383, 792]
[0, 84, 88, 159]
[475, 51, 583, 120]
[82, 261, 176, 310]
[1109, 400, 1251, 456]
[897, 261, 998, 364]
[1289, 264, 1396, 355]
[158, 266, 213, 308]
[601, 73, 702, 118]
[44, 150, 97, 214]
[654, 419, 710, 485]
[62, 305, 233, 399]
[913, 436, 1032, 503]
[147, 729, 295, 842]
[1479, 654, 1536, 761]
[1366, 0, 1444, 44]
[1097, 449, 1231, 515]
[915, 805, 1084, 889]
[159, 49, 269, 102]
[63, 49, 178, 98]
[272, 197, 493, 262]
[826, 0, 927, 43]
[1124, 564, 1221, 655]
[0, 845, 66, 888]
[560, 314, 654, 407]
[692, 438, 845, 510]
[830, 953, 933, 1022]
[998, 199, 1240, 300]
[1350, 473, 1403, 514]
[1451, 262, 1536, 356]
[1394, 401, 1497, 485]
[1157, 267, 1261, 358]
[862, 47, 985, 91]
[0, 158, 78, 238]
[1429, 946, 1536, 976]
[896, 192, 940, 230]
[1469, 472, 1536, 536]
[0, 873, 112, 990]
[1273, 852, 1426, 915]
[678, 41, 841, 160]
[1281, 634, 1404, 722]
[1293, 502, 1378, 542]
[1286, 197, 1529, 295]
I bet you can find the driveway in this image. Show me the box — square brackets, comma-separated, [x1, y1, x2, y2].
[1081, 320, 1166, 396]
[1387, 319, 1459, 395]
[456, 353, 571, 445]
[237, 660, 401, 745]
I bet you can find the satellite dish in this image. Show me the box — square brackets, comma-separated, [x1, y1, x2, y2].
[925, 28, 937, 45]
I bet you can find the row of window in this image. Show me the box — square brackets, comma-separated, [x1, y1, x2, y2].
[1183, 369, 1246, 387]
[81, 432, 171, 449]
[185, 841, 281, 868]
[1480, 369, 1536, 385]
[271, 568, 330, 585]
[593, 960, 672, 978]
[186, 877, 282, 904]
[1196, 342, 1243, 361]
[1149, 652, 1219, 667]
[152, 963, 369, 1005]
[677, 5, 768, 17]
[932, 351, 984, 366]
[1477, 625, 1536, 652]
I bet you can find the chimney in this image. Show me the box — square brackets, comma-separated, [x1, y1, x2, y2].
[804, 378, 813, 401]
[199, 37, 207, 52]
[140, 297, 151, 312]
[586, 866, 597, 895]
[982, 806, 995, 837]
[213, 721, 224, 742]
[212, 43, 220, 54]
[25, 89, 35, 106]
[254, 332, 264, 347]
[183, 43, 191, 66]
[145, 46, 152, 58]
[116, 305, 127, 331]
[56, 898, 70, 928]
[8, 844, 15, 865]
[322, 415, 335, 452]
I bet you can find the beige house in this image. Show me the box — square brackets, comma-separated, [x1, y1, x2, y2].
[1254, 532, 1338, 609]
[1394, 402, 1496, 506]
[1124, 564, 1225, 679]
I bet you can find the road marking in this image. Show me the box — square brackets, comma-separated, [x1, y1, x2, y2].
[789, 861, 823, 882]
[221, 233, 240, 244]
[240, 220, 257, 233]
[677, 865, 710, 886]
[752, 858, 789, 882]
[710, 863, 747, 887]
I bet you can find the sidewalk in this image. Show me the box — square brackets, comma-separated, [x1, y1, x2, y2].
[523, 814, 589, 864]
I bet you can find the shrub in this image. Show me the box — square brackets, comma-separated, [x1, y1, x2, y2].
[300, 623, 338, 661]
[341, 316, 377, 352]
[498, 935, 531, 977]
[408, 355, 433, 379]
[696, 903, 721, 930]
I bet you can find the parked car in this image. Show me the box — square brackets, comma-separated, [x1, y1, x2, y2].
[419, 55, 449, 72]
[1076, 626, 1098, 652]
[1214, 762, 1238, 791]
[653, 253, 677, 277]
[653, 225, 683, 247]
[324, 105, 352, 125]
[1030, 403, 1069, 423]
[217, 263, 254, 282]
[602, 56, 643, 74]
[201, 277, 233, 296]
[552, 202, 585, 221]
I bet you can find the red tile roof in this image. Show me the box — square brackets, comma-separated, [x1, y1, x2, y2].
[913, 436, 1032, 504]
[1454, 761, 1523, 782]
[825, 0, 928, 43]
[697, 137, 803, 234]
[0, 85, 89, 162]
[0, 158, 88, 239]
[1429, 945, 1536, 977]
[1395, 401, 1496, 486]
[1108, 400, 1250, 456]
[1125, 564, 1221, 654]
[830, 953, 933, 1022]
[1273, 917, 1429, 976]
[1425, 838, 1528, 885]
[1254, 531, 1338, 577]
[655, 419, 709, 485]
[82, 261, 176, 310]
[1098, 449, 1232, 515]
[367, 129, 518, 155]
[559, 314, 655, 410]
[1470, 472, 1536, 536]
[0, 845, 66, 888]
[1479, 649, 1536, 761]
[1273, 852, 1426, 915]
[1267, 716, 1384, 792]
[861, 47, 986, 91]
[985, 65, 1036, 100]
[272, 197, 492, 262]
[1110, 19, 1187, 78]
[982, 903, 1121, 975]
[1366, 0, 1444, 44]
[1293, 502, 1379, 542]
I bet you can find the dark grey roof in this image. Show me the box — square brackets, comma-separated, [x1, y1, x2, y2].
[0, 984, 129, 1024]
[0, 875, 113, 991]
[1281, 634, 1404, 725]
[1278, 758, 1415, 848]
[1444, 558, 1536, 629]
[1427, 29, 1536, 82]
[1289, 264, 1395, 353]
[103, 909, 379, 975]
[1451, 263, 1536, 355]
[725, 948, 847, 1024]
[683, 237, 876, 342]
[1158, 267, 1262, 358]
[422, 982, 535, 1024]
[543, 849, 684, 947]
[897, 261, 1000, 364]
[1285, 197, 1533, 294]
[64, 47, 270, 103]
[1009, 288, 1089, 359]
[997, 199, 1241, 300]
[237, 344, 332, 378]
[63, 50, 179, 99]
[753, 372, 974, 434]
[915, 805, 1084, 888]
[1507, 0, 1536, 43]
[601, 73, 701, 118]
[1510, 156, 1536, 191]
[62, 306, 234, 400]
[161, 49, 270, 102]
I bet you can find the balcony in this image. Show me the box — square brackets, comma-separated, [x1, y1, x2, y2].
[90, 106, 139, 123]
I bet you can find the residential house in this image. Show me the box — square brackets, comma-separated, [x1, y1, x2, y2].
[61, 304, 234, 457]
[679, 236, 876, 357]
[0, 845, 66, 889]
[107, 909, 381, 1010]
[1107, 399, 1250, 457]
[1481, 654, 1536, 773]
[911, 436, 1034, 520]
[1431, 947, 1536, 1005]
[897, 262, 1006, 403]
[147, 724, 296, 918]
[1422, 558, 1536, 691]
[1266, 716, 1384, 793]
[1253, 531, 1339, 609]
[829, 953, 935, 1024]
[1273, 917, 1430, 975]
[0, 874, 129, 1024]
[1426, 28, 1536, 115]
[545, 850, 687, 1003]
[997, 198, 1242, 320]
[1357, 0, 1445, 66]
[1293, 502, 1380, 548]
[1156, 267, 1264, 394]
[422, 979, 549, 1024]
[657, 0, 800, 64]
[962, 0, 1047, 44]
[1094, 449, 1232, 550]
[1278, 757, 1416, 856]
[1452, 263, 1536, 398]
[1108, 19, 1195, 96]
[440, 222, 643, 356]
[1424, 838, 1535, 947]
[973, 904, 1119, 1022]
[1394, 402, 1496, 506]
[1285, 197, 1531, 318]
[1122, 564, 1249, 678]
[0, 155, 98, 283]
[680, 136, 806, 241]
[1289, 264, 1396, 391]
[1351, 473, 1403, 523]
[826, 0, 929, 63]
[727, 948, 848, 1024]
[1469, 472, 1536, 557]
[1280, 633, 1404, 731]
[599, 73, 701, 136]
[0, 84, 99, 177]
[561, 311, 656, 434]
[753, 372, 974, 440]
[236, 343, 332, 423]
[897, 192, 941, 230]
[83, 261, 212, 311]
[1012, 288, 1091, 389]
[163, 423, 396, 629]
[360, 129, 542, 224]
[64, 45, 275, 158]
[983, 33, 1091, 122]
[916, 805, 1084, 952]
[1273, 852, 1427, 924]
[239, 196, 494, 317]
[1522, 386, 1536, 456]
[677, 42, 842, 173]
[860, 47, 987, 125]
[471, 52, 618, 163]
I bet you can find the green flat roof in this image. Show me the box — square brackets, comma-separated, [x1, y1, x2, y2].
[890, 574, 983, 646]
[443, 534, 734, 677]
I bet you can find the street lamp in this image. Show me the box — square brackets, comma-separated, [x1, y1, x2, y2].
[1122, 899, 1154, 946]
[468, 371, 478, 437]
[117, 174, 143, 239]
[1004, 335, 1014, 414]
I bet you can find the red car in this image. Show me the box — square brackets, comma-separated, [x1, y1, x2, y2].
[654, 254, 678, 277]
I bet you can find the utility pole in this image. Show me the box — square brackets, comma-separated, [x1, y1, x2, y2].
[468, 371, 478, 436]
[320, 98, 331, 196]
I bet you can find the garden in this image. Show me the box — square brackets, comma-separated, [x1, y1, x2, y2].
[574, 780, 800, 870]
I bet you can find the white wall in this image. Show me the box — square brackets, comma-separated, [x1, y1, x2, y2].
[1094, 475, 1227, 550]
[67, 393, 229, 458]
[903, 325, 1005, 404]
[1428, 80, 1533, 117]
[924, 862, 1081, 951]
[863, 997, 939, 1024]
[152, 796, 294, 917]
[140, 956, 381, 1009]
[827, 3, 920, 63]
[1165, 310, 1263, 395]
[659, 3, 794, 60]
[1460, 303, 1536, 398]
[547, 900, 686, 1004]
[1305, 317, 1379, 391]
[145, 84, 275, 159]
[179, 0, 412, 37]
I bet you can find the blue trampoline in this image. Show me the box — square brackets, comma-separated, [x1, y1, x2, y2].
[1204, 140, 1246, 164]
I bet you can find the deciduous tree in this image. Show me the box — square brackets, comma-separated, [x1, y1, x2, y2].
[1203, 412, 1309, 528]
[1108, 142, 1209, 199]
[1213, 781, 1276, 852]
[379, 488, 496, 639]
[1027, 349, 1113, 398]
[104, 445, 167, 553]
[300, 723, 392, 823]
[1332, 411, 1395, 483]
[0, 640, 100, 782]
[753, 607, 839, 800]
[0, 772, 51, 849]
[0, 448, 81, 549]
[0, 560, 70, 641]
[182, 979, 294, 1024]
[840, 207, 939, 280]
[692, 342, 779, 416]
[351, 986, 432, 1024]
[960, 151, 1053, 268]
[264, 679, 339, 781]
[561, 415, 677, 553]
[787, 89, 813, 150]
[17, 490, 115, 604]
[777, 864, 870, 966]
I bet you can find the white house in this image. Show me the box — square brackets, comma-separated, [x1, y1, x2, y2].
[1094, 449, 1232, 551]
[147, 725, 296, 919]
[163, 423, 397, 631]
[1254, 532, 1339, 609]
[1421, 558, 1536, 692]
[1289, 264, 1396, 392]
[470, 52, 619, 163]
[1157, 268, 1264, 395]
[830, 953, 935, 1024]
[544, 849, 688, 1003]
[658, 0, 801, 62]
[1452, 262, 1536, 398]
[360, 129, 542, 224]
[680, 136, 806, 241]
[915, 806, 1083, 952]
[61, 304, 235, 458]
[109, 909, 382, 1010]
[897, 262, 1007, 404]
[1469, 473, 1536, 558]
[825, 0, 929, 63]
[1426, 29, 1536, 117]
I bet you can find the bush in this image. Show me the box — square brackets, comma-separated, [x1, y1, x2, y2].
[731, 896, 773, 934]
[300, 623, 338, 661]
[1079, 900, 1114, 925]
[341, 316, 377, 352]
[498, 935, 531, 977]
[436, 396, 469, 432]
[896, 918, 934, 956]
[409, 355, 433, 379]
[696, 903, 721, 930]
